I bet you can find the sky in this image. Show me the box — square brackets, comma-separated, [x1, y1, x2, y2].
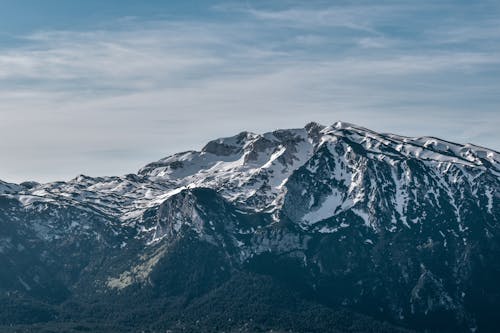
[1, 0, 499, 183]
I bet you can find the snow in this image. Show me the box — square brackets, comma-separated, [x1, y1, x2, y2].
[318, 226, 339, 233]
[352, 209, 370, 227]
[0, 180, 22, 194]
[4, 121, 498, 244]
[302, 189, 343, 225]
[18, 194, 55, 206]
[391, 168, 409, 228]
[485, 187, 494, 214]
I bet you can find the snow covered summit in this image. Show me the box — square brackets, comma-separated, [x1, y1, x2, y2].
[0, 121, 499, 331]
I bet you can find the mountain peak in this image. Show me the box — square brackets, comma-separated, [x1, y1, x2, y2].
[331, 120, 357, 129]
[0, 179, 22, 194]
[304, 121, 325, 131]
[1, 122, 499, 332]
[201, 131, 258, 156]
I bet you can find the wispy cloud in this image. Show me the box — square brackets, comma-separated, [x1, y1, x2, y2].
[0, 1, 499, 182]
[215, 3, 416, 34]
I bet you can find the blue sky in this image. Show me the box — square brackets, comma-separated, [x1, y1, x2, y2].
[1, 0, 499, 182]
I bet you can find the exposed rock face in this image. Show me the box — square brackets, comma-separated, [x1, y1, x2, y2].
[0, 121, 498, 332]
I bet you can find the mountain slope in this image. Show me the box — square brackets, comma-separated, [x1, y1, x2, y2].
[0, 121, 498, 332]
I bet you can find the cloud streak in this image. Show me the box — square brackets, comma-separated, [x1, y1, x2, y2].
[0, 1, 499, 182]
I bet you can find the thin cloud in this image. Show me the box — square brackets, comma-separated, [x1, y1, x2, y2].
[0, 2, 499, 182]
[215, 3, 418, 34]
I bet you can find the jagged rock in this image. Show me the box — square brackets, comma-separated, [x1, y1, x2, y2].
[0, 121, 498, 332]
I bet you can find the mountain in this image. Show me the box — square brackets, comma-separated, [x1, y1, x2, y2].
[0, 121, 498, 332]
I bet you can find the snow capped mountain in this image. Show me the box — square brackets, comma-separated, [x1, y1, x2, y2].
[140, 121, 498, 214]
[0, 180, 23, 194]
[1, 121, 499, 332]
[6, 121, 497, 238]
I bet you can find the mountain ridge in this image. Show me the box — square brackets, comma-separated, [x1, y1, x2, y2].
[1, 121, 499, 332]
